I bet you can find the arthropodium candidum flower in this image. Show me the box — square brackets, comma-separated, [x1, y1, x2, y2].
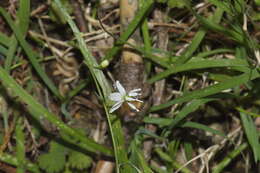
[109, 80, 143, 113]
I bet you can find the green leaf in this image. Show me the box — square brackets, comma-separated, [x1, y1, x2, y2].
[0, 67, 112, 156]
[148, 58, 249, 83]
[184, 142, 193, 161]
[192, 9, 244, 44]
[0, 153, 40, 173]
[236, 107, 260, 118]
[102, 0, 154, 63]
[50, 0, 72, 24]
[17, 0, 30, 34]
[4, 36, 18, 73]
[49, 141, 68, 154]
[168, 140, 180, 159]
[136, 127, 164, 140]
[0, 7, 62, 99]
[150, 69, 260, 112]
[181, 121, 226, 137]
[167, 0, 187, 8]
[145, 97, 219, 127]
[68, 151, 92, 170]
[168, 98, 216, 128]
[174, 7, 224, 65]
[239, 112, 260, 162]
[212, 143, 248, 173]
[0, 32, 10, 47]
[15, 117, 26, 173]
[38, 141, 67, 173]
[154, 148, 192, 173]
[129, 141, 153, 173]
[156, 0, 167, 3]
[208, 0, 232, 14]
[38, 152, 66, 173]
[256, 0, 260, 6]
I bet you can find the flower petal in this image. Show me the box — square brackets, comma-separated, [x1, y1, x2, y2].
[129, 88, 141, 93]
[128, 93, 141, 97]
[128, 88, 142, 97]
[127, 102, 140, 112]
[109, 92, 123, 101]
[109, 101, 123, 113]
[125, 97, 143, 103]
[115, 81, 126, 95]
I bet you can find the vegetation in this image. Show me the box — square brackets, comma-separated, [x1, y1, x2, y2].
[0, 0, 259, 172]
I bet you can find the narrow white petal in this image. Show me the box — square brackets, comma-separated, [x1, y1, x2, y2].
[125, 97, 143, 103]
[127, 102, 140, 112]
[115, 81, 126, 95]
[109, 101, 123, 113]
[129, 88, 141, 94]
[128, 89, 142, 97]
[128, 92, 141, 97]
[109, 92, 123, 101]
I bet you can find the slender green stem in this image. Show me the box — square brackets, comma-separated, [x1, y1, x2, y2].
[52, 2, 133, 172]
[15, 117, 26, 173]
[212, 143, 248, 173]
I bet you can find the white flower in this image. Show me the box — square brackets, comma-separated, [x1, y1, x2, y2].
[109, 80, 143, 113]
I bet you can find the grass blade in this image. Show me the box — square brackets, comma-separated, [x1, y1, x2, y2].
[4, 36, 18, 73]
[4, 0, 30, 73]
[181, 121, 225, 137]
[192, 10, 244, 44]
[154, 148, 192, 173]
[150, 69, 260, 112]
[212, 143, 248, 173]
[175, 7, 224, 65]
[0, 153, 40, 173]
[15, 117, 26, 173]
[0, 32, 10, 47]
[17, 0, 30, 34]
[148, 59, 249, 83]
[0, 66, 113, 156]
[0, 7, 62, 99]
[101, 0, 154, 63]
[239, 112, 260, 162]
[195, 48, 234, 59]
[144, 98, 215, 127]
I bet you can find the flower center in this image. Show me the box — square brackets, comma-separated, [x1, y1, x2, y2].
[124, 95, 130, 101]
